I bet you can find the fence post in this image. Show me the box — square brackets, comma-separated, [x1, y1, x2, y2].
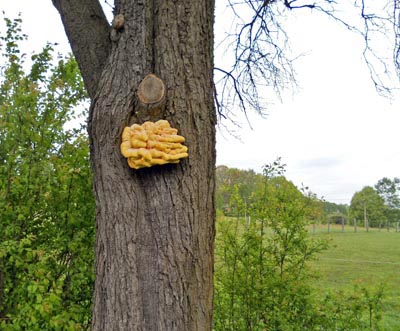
[364, 203, 369, 232]
[354, 219, 357, 233]
[342, 217, 345, 233]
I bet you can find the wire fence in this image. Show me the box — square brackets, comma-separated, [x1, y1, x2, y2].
[309, 222, 400, 234]
[317, 257, 400, 265]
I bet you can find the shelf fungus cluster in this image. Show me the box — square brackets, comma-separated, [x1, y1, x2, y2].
[120, 120, 188, 169]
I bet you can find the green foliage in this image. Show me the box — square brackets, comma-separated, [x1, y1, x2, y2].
[323, 201, 349, 225]
[375, 177, 400, 224]
[350, 187, 387, 227]
[216, 165, 263, 215]
[0, 16, 94, 330]
[216, 162, 345, 226]
[214, 160, 328, 330]
[214, 160, 386, 331]
[375, 177, 400, 209]
[316, 286, 384, 331]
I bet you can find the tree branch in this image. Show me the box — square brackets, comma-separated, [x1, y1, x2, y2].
[215, 0, 297, 121]
[52, 0, 112, 99]
[394, 0, 400, 77]
[215, 0, 399, 123]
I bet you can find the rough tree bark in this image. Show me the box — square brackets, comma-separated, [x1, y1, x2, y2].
[52, 0, 216, 330]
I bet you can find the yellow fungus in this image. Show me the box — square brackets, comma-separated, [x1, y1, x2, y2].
[120, 120, 188, 169]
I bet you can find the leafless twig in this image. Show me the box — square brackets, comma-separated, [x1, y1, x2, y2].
[215, 0, 400, 124]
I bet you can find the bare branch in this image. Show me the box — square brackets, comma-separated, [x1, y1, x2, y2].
[283, 0, 399, 96]
[395, 0, 400, 77]
[215, 0, 399, 124]
[215, 0, 297, 121]
[52, 0, 112, 99]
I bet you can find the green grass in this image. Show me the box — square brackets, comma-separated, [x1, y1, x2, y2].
[309, 225, 400, 330]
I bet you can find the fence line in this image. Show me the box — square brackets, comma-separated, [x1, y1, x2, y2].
[318, 257, 400, 266]
[310, 222, 400, 234]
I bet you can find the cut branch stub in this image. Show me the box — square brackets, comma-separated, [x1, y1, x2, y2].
[112, 14, 125, 31]
[137, 74, 165, 104]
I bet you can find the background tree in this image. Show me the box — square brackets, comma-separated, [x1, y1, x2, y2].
[375, 177, 400, 224]
[216, 165, 263, 215]
[323, 201, 349, 219]
[350, 186, 387, 228]
[0, 17, 94, 329]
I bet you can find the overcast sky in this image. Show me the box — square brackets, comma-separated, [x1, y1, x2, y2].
[214, 2, 400, 204]
[2, 1, 399, 205]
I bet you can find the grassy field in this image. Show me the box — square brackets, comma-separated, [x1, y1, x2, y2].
[309, 225, 400, 330]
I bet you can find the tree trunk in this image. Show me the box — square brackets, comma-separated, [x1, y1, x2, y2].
[53, 0, 216, 330]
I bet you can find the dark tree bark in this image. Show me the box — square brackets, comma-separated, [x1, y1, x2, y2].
[52, 0, 111, 99]
[53, 0, 216, 330]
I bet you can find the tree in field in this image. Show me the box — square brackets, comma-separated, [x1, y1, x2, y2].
[375, 177, 400, 224]
[350, 186, 386, 228]
[216, 165, 263, 215]
[0, 17, 94, 329]
[48, 0, 400, 329]
[323, 201, 349, 223]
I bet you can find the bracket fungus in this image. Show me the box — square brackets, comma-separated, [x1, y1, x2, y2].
[120, 120, 188, 169]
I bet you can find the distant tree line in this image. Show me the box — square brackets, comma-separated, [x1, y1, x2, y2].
[216, 164, 326, 223]
[216, 165, 400, 229]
